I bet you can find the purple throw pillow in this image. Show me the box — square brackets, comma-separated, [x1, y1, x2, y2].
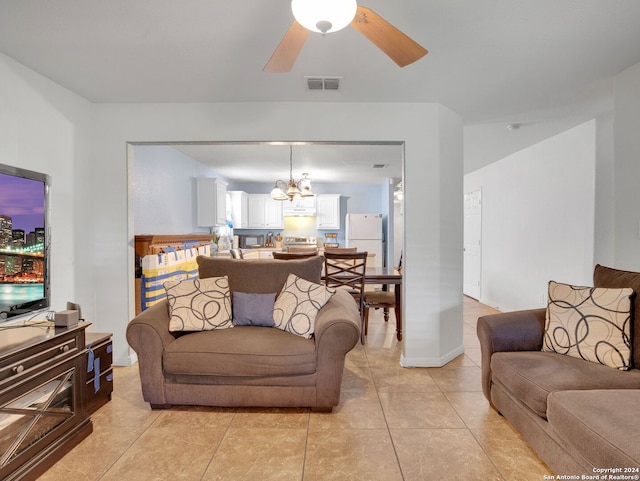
[232, 292, 276, 327]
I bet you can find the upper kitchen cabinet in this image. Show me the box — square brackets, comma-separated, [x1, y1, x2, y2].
[197, 178, 228, 227]
[282, 196, 316, 216]
[316, 194, 341, 229]
[228, 190, 249, 229]
[248, 194, 283, 229]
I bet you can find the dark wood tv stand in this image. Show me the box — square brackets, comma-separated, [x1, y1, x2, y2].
[0, 322, 92, 481]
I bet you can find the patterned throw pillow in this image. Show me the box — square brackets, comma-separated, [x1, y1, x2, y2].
[273, 274, 335, 338]
[164, 276, 232, 332]
[543, 281, 634, 370]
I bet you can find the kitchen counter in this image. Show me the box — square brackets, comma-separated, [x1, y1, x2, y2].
[215, 248, 375, 262]
[214, 248, 284, 259]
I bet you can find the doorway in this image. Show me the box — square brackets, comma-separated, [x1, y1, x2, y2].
[463, 189, 482, 300]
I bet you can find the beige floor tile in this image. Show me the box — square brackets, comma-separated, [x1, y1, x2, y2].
[464, 347, 482, 366]
[230, 407, 309, 429]
[36, 425, 145, 481]
[445, 391, 509, 429]
[203, 428, 306, 481]
[464, 331, 481, 349]
[471, 427, 553, 481]
[344, 344, 369, 366]
[152, 405, 237, 429]
[378, 391, 466, 429]
[89, 394, 162, 428]
[391, 428, 504, 481]
[34, 297, 555, 480]
[309, 389, 387, 429]
[366, 313, 399, 335]
[341, 358, 375, 391]
[443, 353, 478, 367]
[304, 429, 403, 481]
[370, 365, 441, 393]
[427, 365, 483, 392]
[364, 344, 403, 367]
[100, 426, 225, 481]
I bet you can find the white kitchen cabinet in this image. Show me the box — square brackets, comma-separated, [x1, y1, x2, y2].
[241, 249, 260, 259]
[247, 194, 283, 229]
[260, 250, 275, 259]
[282, 195, 316, 216]
[241, 248, 275, 259]
[265, 197, 284, 228]
[197, 178, 228, 227]
[316, 194, 341, 229]
[228, 190, 249, 228]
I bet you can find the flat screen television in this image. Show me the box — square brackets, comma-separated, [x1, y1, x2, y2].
[0, 163, 50, 321]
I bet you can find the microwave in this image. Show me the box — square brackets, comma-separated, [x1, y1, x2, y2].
[238, 234, 264, 249]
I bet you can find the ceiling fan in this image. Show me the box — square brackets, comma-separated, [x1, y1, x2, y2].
[264, 0, 428, 73]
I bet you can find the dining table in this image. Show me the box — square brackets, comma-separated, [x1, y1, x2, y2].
[362, 266, 403, 341]
[323, 265, 403, 341]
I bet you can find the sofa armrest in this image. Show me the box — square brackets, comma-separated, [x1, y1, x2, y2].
[312, 289, 361, 407]
[476, 308, 546, 402]
[126, 300, 176, 405]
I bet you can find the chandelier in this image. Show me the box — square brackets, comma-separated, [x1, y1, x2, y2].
[270, 145, 314, 201]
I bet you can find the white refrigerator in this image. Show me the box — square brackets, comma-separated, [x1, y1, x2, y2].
[345, 213, 384, 268]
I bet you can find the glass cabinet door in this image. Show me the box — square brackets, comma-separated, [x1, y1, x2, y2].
[0, 368, 75, 467]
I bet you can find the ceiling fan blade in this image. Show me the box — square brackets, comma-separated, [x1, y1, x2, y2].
[263, 21, 310, 73]
[350, 6, 428, 67]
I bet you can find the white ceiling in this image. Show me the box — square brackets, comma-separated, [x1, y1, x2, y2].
[2, 0, 640, 181]
[168, 142, 403, 185]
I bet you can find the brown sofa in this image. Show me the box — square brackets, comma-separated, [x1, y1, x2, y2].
[477, 265, 640, 474]
[126, 255, 360, 411]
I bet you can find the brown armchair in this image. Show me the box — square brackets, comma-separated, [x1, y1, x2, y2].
[273, 251, 318, 259]
[127, 256, 360, 411]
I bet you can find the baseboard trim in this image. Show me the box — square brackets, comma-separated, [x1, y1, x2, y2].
[114, 351, 137, 367]
[400, 344, 465, 367]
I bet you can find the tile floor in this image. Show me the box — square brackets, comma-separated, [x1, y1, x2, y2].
[37, 297, 554, 481]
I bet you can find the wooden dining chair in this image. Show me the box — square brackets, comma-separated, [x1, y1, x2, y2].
[323, 251, 368, 344]
[323, 246, 357, 254]
[273, 251, 318, 259]
[229, 248, 244, 259]
[363, 289, 398, 336]
[363, 256, 402, 336]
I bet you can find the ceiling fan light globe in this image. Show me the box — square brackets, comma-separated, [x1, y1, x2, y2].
[291, 0, 357, 34]
[315, 20, 333, 34]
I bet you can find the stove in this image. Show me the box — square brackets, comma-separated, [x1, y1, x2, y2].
[283, 236, 318, 247]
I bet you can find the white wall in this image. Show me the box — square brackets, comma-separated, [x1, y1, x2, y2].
[86, 102, 463, 367]
[0, 52, 94, 316]
[464, 120, 597, 312]
[133, 145, 226, 234]
[613, 62, 640, 271]
[132, 144, 390, 244]
[0, 50, 464, 368]
[6, 39, 639, 371]
[593, 113, 615, 266]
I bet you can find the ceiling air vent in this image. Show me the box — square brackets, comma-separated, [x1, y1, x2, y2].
[305, 76, 342, 91]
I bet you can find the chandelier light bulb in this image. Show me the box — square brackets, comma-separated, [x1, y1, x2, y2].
[291, 0, 358, 34]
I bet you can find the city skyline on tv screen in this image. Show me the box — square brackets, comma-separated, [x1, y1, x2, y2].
[0, 173, 45, 234]
[0, 170, 47, 315]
